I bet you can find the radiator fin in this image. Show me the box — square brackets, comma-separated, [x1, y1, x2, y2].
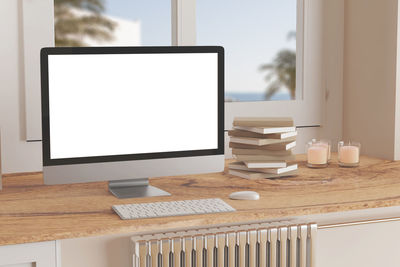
[289, 226, 298, 267]
[132, 223, 317, 267]
[270, 228, 277, 267]
[300, 225, 308, 267]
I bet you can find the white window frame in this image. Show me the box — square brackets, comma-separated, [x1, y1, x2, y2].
[172, 0, 324, 130]
[23, 0, 54, 141]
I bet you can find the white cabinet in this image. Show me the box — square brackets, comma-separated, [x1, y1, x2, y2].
[61, 220, 400, 267]
[317, 220, 400, 267]
[2, 220, 400, 267]
[60, 220, 400, 267]
[0, 241, 59, 267]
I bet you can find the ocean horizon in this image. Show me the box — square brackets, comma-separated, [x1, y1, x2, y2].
[225, 92, 292, 102]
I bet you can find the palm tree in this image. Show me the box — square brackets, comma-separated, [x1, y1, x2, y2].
[54, 0, 116, 46]
[260, 31, 296, 100]
[259, 49, 296, 100]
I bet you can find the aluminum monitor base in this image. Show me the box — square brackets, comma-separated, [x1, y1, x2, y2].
[108, 178, 171, 199]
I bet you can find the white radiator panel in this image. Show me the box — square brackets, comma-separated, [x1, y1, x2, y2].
[132, 222, 317, 267]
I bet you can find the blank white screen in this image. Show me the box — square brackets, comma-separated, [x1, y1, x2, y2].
[48, 53, 219, 159]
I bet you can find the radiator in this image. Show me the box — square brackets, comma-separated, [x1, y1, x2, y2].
[131, 222, 317, 267]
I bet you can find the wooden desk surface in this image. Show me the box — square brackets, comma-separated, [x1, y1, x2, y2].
[1, 154, 400, 246]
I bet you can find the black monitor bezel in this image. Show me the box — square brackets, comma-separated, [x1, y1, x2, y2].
[41, 46, 224, 166]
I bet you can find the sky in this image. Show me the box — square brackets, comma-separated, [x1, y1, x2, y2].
[104, 0, 171, 45]
[103, 0, 296, 96]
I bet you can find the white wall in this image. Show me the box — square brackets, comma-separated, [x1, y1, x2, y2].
[395, 0, 400, 160]
[343, 0, 399, 160]
[320, 0, 344, 149]
[0, 0, 42, 174]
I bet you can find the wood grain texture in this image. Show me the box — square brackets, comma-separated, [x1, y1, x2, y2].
[1, 154, 400, 246]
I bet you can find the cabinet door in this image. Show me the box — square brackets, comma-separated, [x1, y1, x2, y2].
[61, 234, 133, 267]
[0, 241, 59, 267]
[317, 220, 400, 267]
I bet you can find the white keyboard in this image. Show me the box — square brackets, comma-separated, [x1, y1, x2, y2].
[112, 198, 236, 220]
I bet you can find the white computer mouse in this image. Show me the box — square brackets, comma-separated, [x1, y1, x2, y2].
[229, 191, 260, 200]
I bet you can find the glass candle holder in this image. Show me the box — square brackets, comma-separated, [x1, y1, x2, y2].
[338, 141, 361, 167]
[306, 140, 329, 168]
[312, 139, 331, 161]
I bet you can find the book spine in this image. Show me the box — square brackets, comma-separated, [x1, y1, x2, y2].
[233, 120, 293, 127]
[235, 155, 296, 162]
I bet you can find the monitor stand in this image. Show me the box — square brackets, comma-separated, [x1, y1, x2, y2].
[108, 178, 171, 199]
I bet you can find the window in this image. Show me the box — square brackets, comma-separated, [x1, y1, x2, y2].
[54, 0, 171, 46]
[170, 0, 323, 129]
[197, 0, 297, 102]
[25, 0, 324, 141]
[51, 0, 321, 129]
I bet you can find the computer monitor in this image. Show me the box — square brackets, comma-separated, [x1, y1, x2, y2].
[40, 46, 224, 198]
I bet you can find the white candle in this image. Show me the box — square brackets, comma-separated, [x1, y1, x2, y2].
[307, 145, 328, 165]
[339, 145, 359, 164]
[315, 142, 331, 160]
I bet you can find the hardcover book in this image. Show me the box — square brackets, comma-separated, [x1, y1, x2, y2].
[234, 154, 296, 162]
[231, 148, 292, 156]
[233, 117, 294, 127]
[229, 161, 298, 174]
[234, 126, 296, 135]
[228, 169, 298, 180]
[244, 161, 288, 169]
[229, 136, 296, 146]
[228, 129, 297, 139]
[229, 141, 297, 151]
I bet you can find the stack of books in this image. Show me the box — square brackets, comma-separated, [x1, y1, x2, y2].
[228, 117, 298, 180]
